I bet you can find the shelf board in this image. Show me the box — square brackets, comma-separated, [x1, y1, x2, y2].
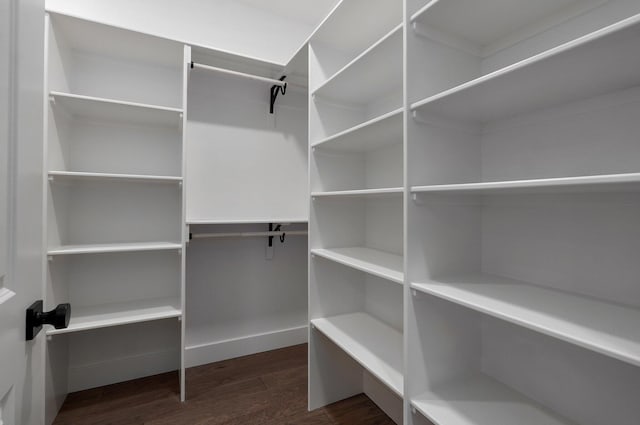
[48, 171, 183, 184]
[311, 312, 403, 397]
[50, 91, 183, 127]
[312, 108, 403, 152]
[410, 15, 640, 123]
[47, 241, 182, 256]
[411, 173, 640, 195]
[312, 187, 403, 199]
[313, 24, 402, 105]
[412, 373, 574, 425]
[47, 297, 181, 335]
[311, 247, 403, 284]
[311, 0, 402, 58]
[412, 273, 640, 367]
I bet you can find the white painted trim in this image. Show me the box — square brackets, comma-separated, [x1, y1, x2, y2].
[185, 325, 308, 367]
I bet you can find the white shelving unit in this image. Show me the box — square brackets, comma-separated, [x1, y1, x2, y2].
[405, 1, 640, 425]
[308, 1, 404, 423]
[311, 313, 403, 397]
[43, 12, 188, 415]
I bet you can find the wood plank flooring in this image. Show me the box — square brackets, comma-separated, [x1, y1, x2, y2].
[53, 344, 396, 425]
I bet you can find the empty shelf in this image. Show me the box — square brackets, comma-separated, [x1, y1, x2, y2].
[411, 173, 640, 195]
[311, 247, 403, 284]
[312, 108, 403, 152]
[47, 297, 182, 335]
[412, 274, 640, 367]
[313, 24, 402, 105]
[48, 242, 182, 256]
[48, 171, 183, 184]
[312, 187, 403, 199]
[311, 312, 403, 396]
[50, 91, 183, 127]
[412, 374, 574, 425]
[411, 15, 640, 123]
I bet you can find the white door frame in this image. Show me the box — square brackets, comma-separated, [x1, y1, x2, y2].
[0, 0, 46, 424]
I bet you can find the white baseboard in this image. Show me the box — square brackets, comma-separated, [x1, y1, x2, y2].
[185, 325, 308, 367]
[68, 349, 180, 393]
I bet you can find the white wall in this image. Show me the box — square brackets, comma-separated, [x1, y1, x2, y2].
[45, 0, 337, 65]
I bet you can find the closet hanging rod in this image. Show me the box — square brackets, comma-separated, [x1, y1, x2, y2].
[190, 62, 287, 87]
[191, 230, 307, 239]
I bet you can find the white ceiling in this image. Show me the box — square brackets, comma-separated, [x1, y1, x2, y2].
[237, 0, 339, 26]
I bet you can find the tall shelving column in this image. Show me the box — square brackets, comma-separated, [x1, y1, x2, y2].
[43, 12, 187, 418]
[308, 0, 404, 422]
[404, 1, 640, 425]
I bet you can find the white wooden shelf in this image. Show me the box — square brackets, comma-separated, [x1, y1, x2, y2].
[312, 24, 402, 105]
[412, 274, 640, 367]
[46, 297, 182, 335]
[47, 241, 182, 256]
[49, 91, 183, 127]
[312, 187, 403, 199]
[410, 15, 640, 123]
[312, 108, 403, 152]
[412, 373, 574, 425]
[411, 173, 640, 195]
[311, 247, 403, 284]
[311, 312, 403, 397]
[311, 0, 402, 61]
[48, 171, 183, 184]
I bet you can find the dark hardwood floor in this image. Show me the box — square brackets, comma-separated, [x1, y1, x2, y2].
[53, 344, 395, 425]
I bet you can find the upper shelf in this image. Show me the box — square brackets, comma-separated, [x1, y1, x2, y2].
[49, 12, 183, 67]
[311, 0, 402, 58]
[410, 0, 605, 58]
[312, 24, 402, 105]
[48, 171, 183, 184]
[412, 273, 640, 367]
[411, 173, 640, 196]
[412, 373, 574, 425]
[312, 108, 403, 152]
[312, 188, 403, 199]
[47, 297, 181, 335]
[311, 312, 403, 397]
[48, 241, 182, 256]
[50, 91, 183, 127]
[411, 15, 640, 123]
[311, 247, 403, 284]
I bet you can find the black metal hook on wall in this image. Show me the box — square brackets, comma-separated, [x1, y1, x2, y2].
[270, 76, 287, 114]
[268, 223, 286, 246]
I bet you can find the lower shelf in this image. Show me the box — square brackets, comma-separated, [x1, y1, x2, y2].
[412, 374, 574, 425]
[412, 273, 640, 367]
[311, 312, 403, 396]
[46, 297, 181, 335]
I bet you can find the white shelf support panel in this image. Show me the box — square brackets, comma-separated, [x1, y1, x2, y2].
[46, 297, 182, 336]
[412, 374, 575, 425]
[311, 313, 403, 397]
[311, 247, 403, 284]
[412, 274, 640, 367]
